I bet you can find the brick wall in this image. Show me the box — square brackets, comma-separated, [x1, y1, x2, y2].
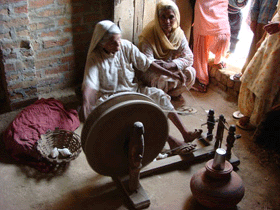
[0, 0, 113, 109]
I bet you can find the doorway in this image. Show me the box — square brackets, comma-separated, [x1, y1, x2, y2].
[226, 0, 253, 70]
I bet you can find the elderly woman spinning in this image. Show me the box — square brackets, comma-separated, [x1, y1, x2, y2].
[82, 20, 202, 155]
[138, 0, 196, 99]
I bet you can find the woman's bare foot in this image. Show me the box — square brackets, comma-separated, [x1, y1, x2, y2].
[236, 116, 255, 130]
[183, 129, 203, 143]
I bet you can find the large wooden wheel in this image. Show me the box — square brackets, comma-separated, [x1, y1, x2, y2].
[81, 92, 169, 177]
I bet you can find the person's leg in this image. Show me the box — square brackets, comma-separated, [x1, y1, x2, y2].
[193, 32, 210, 86]
[229, 11, 242, 53]
[241, 23, 266, 74]
[210, 34, 230, 66]
[168, 112, 202, 143]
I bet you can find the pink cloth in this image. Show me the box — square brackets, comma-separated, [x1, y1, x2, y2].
[3, 98, 80, 172]
[193, 0, 230, 85]
[193, 0, 230, 36]
[193, 34, 230, 85]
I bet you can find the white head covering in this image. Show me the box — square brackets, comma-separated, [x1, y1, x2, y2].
[86, 20, 121, 58]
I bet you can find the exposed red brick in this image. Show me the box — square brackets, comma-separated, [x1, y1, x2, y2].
[43, 38, 70, 49]
[38, 9, 65, 17]
[29, 22, 51, 32]
[14, 5, 28, 13]
[65, 45, 74, 54]
[29, 0, 54, 9]
[38, 76, 61, 86]
[35, 58, 59, 69]
[58, 17, 71, 26]
[64, 27, 72, 33]
[25, 88, 37, 97]
[57, 0, 71, 5]
[23, 72, 36, 78]
[45, 64, 69, 75]
[1, 0, 25, 4]
[41, 30, 60, 37]
[36, 48, 63, 59]
[17, 30, 29, 37]
[9, 92, 24, 100]
[8, 80, 37, 92]
[3, 17, 29, 28]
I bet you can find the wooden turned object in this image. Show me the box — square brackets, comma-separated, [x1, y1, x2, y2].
[81, 92, 169, 209]
[190, 148, 245, 209]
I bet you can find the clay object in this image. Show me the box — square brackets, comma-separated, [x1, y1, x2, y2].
[190, 148, 245, 209]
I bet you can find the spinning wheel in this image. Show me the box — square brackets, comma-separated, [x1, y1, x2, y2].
[81, 92, 241, 209]
[81, 92, 169, 209]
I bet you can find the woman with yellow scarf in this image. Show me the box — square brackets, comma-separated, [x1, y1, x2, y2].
[138, 0, 196, 99]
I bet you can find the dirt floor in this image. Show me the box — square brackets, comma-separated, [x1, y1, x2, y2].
[0, 85, 279, 210]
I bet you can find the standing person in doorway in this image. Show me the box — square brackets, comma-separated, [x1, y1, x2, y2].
[192, 0, 231, 93]
[234, 1, 280, 130]
[232, 0, 278, 80]
[228, 0, 250, 54]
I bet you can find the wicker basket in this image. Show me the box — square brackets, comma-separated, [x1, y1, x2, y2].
[37, 128, 82, 164]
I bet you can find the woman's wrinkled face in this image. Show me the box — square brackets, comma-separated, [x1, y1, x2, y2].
[103, 34, 121, 54]
[158, 8, 176, 35]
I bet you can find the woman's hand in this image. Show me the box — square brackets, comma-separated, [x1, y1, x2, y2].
[250, 20, 257, 33]
[173, 70, 186, 84]
[154, 60, 177, 70]
[263, 21, 280, 35]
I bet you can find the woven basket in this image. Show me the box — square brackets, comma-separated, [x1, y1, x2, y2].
[37, 128, 82, 164]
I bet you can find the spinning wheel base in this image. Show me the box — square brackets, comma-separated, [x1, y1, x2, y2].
[113, 176, 150, 210]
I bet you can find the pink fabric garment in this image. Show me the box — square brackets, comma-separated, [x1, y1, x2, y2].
[193, 0, 230, 85]
[193, 0, 230, 36]
[3, 98, 80, 172]
[193, 34, 230, 85]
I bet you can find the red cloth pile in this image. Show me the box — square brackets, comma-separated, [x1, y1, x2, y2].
[3, 98, 80, 172]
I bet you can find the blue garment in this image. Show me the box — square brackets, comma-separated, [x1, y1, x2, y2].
[228, 0, 249, 52]
[229, 0, 249, 13]
[250, 0, 278, 24]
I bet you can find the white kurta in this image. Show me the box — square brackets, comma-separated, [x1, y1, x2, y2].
[82, 39, 174, 111]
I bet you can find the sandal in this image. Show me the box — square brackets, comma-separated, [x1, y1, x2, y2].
[230, 73, 242, 81]
[176, 106, 197, 116]
[165, 142, 197, 156]
[236, 120, 255, 130]
[236, 116, 255, 130]
[212, 61, 226, 69]
[198, 82, 207, 93]
[232, 111, 244, 119]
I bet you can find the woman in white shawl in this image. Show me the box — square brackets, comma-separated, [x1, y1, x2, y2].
[82, 20, 202, 154]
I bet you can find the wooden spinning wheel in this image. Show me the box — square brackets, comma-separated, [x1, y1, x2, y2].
[81, 92, 169, 209]
[81, 92, 241, 209]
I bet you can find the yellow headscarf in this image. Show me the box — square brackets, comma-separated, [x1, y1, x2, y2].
[138, 0, 185, 60]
